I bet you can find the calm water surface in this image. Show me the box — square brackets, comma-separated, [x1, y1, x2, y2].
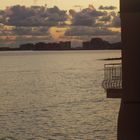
[0, 50, 121, 140]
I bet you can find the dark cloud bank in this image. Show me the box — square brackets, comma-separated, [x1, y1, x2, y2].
[0, 5, 67, 26]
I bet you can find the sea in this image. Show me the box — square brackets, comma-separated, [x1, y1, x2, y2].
[0, 50, 121, 140]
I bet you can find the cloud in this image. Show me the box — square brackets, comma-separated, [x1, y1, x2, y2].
[69, 5, 107, 27]
[0, 35, 54, 47]
[0, 5, 120, 29]
[65, 26, 120, 36]
[69, 5, 120, 28]
[0, 25, 49, 36]
[0, 10, 5, 24]
[99, 5, 117, 10]
[0, 25, 14, 36]
[2, 5, 68, 27]
[99, 15, 111, 22]
[69, 9, 77, 17]
[13, 26, 49, 36]
[111, 14, 121, 28]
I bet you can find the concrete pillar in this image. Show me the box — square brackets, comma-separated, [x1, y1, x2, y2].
[118, 0, 140, 139]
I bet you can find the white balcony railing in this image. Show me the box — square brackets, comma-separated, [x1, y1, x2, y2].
[102, 63, 122, 90]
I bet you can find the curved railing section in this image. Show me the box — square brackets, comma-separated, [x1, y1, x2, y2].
[102, 63, 122, 89]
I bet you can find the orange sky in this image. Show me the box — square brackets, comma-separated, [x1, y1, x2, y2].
[0, 0, 121, 47]
[0, 0, 119, 10]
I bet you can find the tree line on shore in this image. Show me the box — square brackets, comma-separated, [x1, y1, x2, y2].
[0, 38, 121, 51]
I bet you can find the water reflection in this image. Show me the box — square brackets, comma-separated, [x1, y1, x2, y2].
[0, 51, 121, 140]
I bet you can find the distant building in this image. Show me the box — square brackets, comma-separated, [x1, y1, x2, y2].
[83, 38, 121, 50]
[20, 43, 34, 50]
[19, 41, 71, 50]
[59, 41, 71, 50]
[83, 38, 111, 50]
[0, 47, 12, 51]
[83, 41, 90, 49]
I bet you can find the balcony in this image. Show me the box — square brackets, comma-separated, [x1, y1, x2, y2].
[102, 63, 122, 98]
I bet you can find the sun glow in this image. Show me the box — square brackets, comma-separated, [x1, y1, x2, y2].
[49, 27, 67, 40]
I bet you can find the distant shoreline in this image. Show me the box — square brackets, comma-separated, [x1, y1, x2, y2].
[0, 38, 121, 51]
[0, 48, 121, 51]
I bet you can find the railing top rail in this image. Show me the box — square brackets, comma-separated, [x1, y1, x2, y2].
[104, 63, 121, 66]
[104, 63, 122, 68]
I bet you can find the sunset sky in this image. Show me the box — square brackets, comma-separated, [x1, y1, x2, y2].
[0, 0, 119, 10]
[0, 0, 120, 47]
